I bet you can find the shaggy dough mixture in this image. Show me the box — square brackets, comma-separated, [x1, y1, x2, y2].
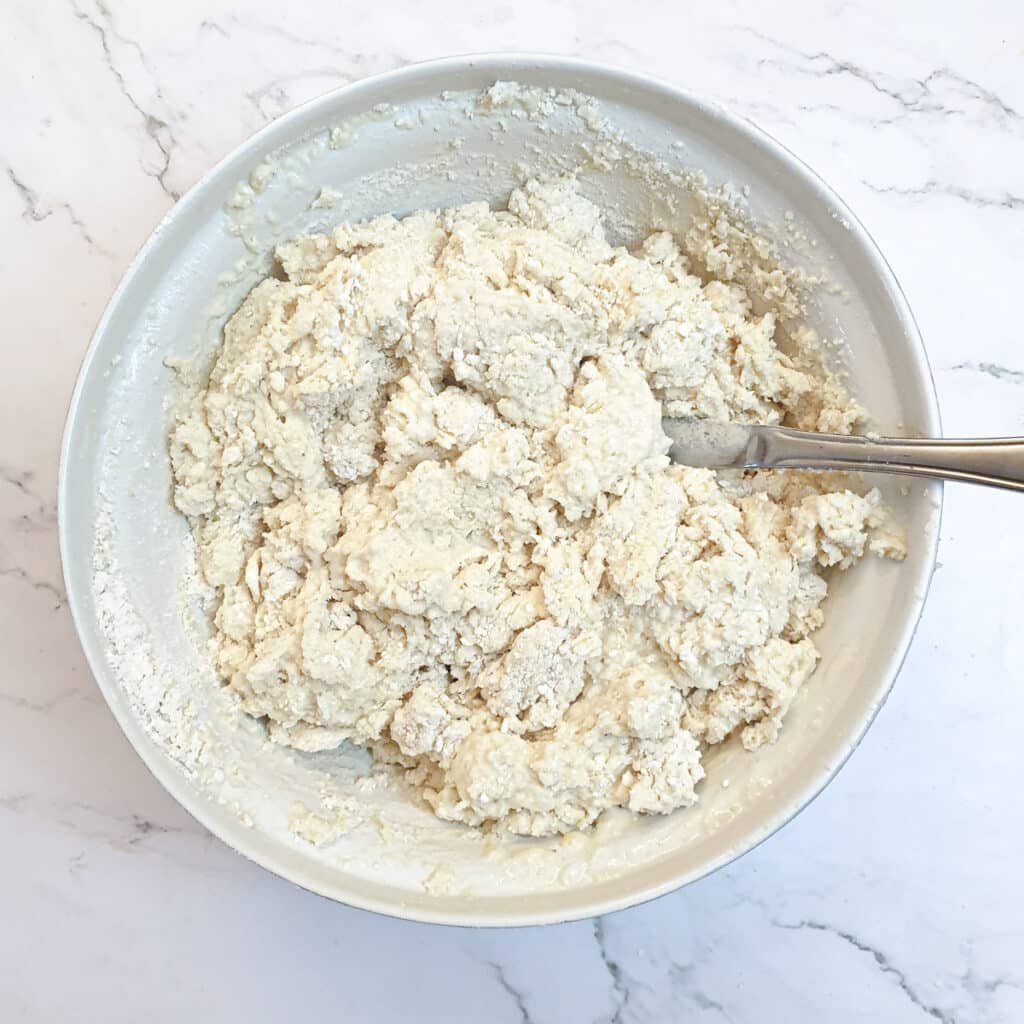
[170, 177, 902, 837]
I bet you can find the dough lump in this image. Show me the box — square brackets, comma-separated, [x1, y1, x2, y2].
[170, 178, 901, 837]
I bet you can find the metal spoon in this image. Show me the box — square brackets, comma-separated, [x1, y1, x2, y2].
[662, 420, 1024, 492]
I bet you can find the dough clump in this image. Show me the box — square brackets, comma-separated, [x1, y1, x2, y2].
[170, 178, 902, 836]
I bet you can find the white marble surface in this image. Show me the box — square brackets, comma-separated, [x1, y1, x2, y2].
[3, 1, 1023, 1020]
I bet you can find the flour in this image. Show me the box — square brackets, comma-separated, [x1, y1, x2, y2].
[92, 501, 262, 831]
[168, 175, 903, 838]
[93, 502, 209, 775]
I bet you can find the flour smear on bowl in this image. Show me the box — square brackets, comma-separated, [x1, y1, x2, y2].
[164, 89, 905, 840]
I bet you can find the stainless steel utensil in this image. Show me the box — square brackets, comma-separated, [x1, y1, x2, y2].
[662, 420, 1024, 492]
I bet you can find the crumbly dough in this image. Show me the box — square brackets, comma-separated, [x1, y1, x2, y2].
[170, 177, 902, 837]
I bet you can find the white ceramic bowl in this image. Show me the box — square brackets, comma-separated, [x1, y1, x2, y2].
[59, 55, 941, 926]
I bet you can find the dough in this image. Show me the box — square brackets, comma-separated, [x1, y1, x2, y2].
[170, 177, 902, 837]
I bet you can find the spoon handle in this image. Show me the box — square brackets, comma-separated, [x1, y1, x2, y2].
[749, 427, 1024, 492]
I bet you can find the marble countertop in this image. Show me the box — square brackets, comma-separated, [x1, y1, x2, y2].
[3, 1, 1023, 1020]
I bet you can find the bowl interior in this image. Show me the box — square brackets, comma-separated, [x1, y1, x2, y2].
[61, 56, 940, 926]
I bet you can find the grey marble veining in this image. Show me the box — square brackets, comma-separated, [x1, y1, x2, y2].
[2, 1, 1022, 1021]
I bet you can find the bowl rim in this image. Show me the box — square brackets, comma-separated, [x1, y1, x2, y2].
[58, 51, 943, 928]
